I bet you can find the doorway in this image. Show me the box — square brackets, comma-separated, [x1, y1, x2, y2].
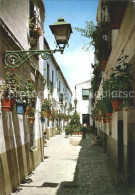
[118, 120, 123, 173]
[127, 123, 135, 185]
[82, 114, 90, 126]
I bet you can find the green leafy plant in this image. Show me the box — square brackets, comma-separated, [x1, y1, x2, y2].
[50, 108, 58, 121]
[102, 56, 132, 107]
[75, 21, 110, 61]
[1, 70, 23, 99]
[65, 112, 83, 134]
[41, 99, 52, 111]
[17, 78, 36, 106]
[90, 63, 102, 104]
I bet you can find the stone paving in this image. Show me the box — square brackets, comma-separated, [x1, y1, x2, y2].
[11, 133, 132, 195]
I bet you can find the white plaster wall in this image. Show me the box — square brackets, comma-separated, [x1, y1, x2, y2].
[0, 116, 6, 153]
[106, 123, 110, 135]
[39, 36, 44, 75]
[75, 82, 91, 124]
[111, 30, 119, 48]
[123, 110, 128, 146]
[43, 49, 72, 130]
[105, 3, 134, 76]
[76, 83, 91, 114]
[96, 3, 134, 144]
[0, 0, 29, 50]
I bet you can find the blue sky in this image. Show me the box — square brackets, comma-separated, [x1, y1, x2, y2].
[44, 0, 98, 92]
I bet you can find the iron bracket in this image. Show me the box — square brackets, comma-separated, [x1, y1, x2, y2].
[4, 49, 64, 68]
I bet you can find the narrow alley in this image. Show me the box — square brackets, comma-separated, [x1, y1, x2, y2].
[11, 133, 131, 195]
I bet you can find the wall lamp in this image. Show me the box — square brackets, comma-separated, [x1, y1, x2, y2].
[4, 18, 72, 68]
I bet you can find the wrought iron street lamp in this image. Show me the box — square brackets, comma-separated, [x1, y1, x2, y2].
[74, 98, 78, 113]
[49, 17, 72, 50]
[4, 18, 72, 68]
[74, 86, 78, 113]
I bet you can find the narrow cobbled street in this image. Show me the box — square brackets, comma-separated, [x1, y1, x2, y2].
[12, 133, 131, 195]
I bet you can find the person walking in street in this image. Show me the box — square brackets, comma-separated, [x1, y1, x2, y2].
[82, 123, 87, 139]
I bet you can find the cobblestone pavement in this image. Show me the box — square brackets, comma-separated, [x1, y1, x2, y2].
[12, 133, 132, 195]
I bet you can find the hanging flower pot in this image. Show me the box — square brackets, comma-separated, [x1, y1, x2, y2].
[111, 98, 123, 112]
[106, 112, 112, 117]
[1, 98, 15, 111]
[105, 117, 110, 123]
[99, 110, 102, 115]
[103, 116, 110, 123]
[41, 118, 45, 123]
[25, 106, 32, 115]
[98, 118, 101, 123]
[16, 102, 27, 114]
[105, 101, 113, 116]
[36, 27, 43, 36]
[43, 110, 51, 118]
[28, 116, 35, 124]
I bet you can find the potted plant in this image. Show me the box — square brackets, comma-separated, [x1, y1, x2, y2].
[28, 107, 35, 124]
[36, 27, 43, 36]
[1, 70, 22, 111]
[21, 79, 36, 115]
[41, 98, 52, 118]
[29, 37, 37, 46]
[39, 112, 45, 123]
[102, 56, 132, 111]
[103, 116, 110, 123]
[16, 101, 28, 114]
[50, 108, 58, 121]
[58, 113, 64, 121]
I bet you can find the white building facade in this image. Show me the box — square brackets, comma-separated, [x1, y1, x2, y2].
[42, 39, 72, 138]
[74, 81, 92, 127]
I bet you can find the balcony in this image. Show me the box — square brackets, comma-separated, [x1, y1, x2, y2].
[107, 1, 127, 29]
[99, 41, 111, 71]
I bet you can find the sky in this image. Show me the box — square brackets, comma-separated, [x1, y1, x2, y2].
[44, 0, 98, 93]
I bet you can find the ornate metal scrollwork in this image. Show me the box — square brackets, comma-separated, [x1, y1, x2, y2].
[4, 49, 64, 68]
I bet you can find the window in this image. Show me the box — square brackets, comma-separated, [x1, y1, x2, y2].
[82, 89, 89, 100]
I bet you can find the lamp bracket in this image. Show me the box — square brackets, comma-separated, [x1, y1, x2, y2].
[4, 49, 64, 68]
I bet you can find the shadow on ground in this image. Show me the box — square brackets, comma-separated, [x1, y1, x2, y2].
[56, 133, 131, 195]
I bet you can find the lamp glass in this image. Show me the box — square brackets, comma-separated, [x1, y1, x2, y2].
[49, 18, 72, 48]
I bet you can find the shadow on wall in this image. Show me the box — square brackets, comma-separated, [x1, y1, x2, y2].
[0, 156, 6, 195]
[1, 107, 34, 193]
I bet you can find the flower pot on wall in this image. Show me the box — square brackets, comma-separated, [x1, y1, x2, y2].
[41, 118, 45, 123]
[103, 117, 110, 123]
[111, 98, 123, 112]
[1, 98, 15, 111]
[98, 118, 101, 123]
[106, 112, 112, 117]
[43, 110, 51, 118]
[28, 116, 35, 124]
[25, 106, 32, 115]
[16, 102, 27, 114]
